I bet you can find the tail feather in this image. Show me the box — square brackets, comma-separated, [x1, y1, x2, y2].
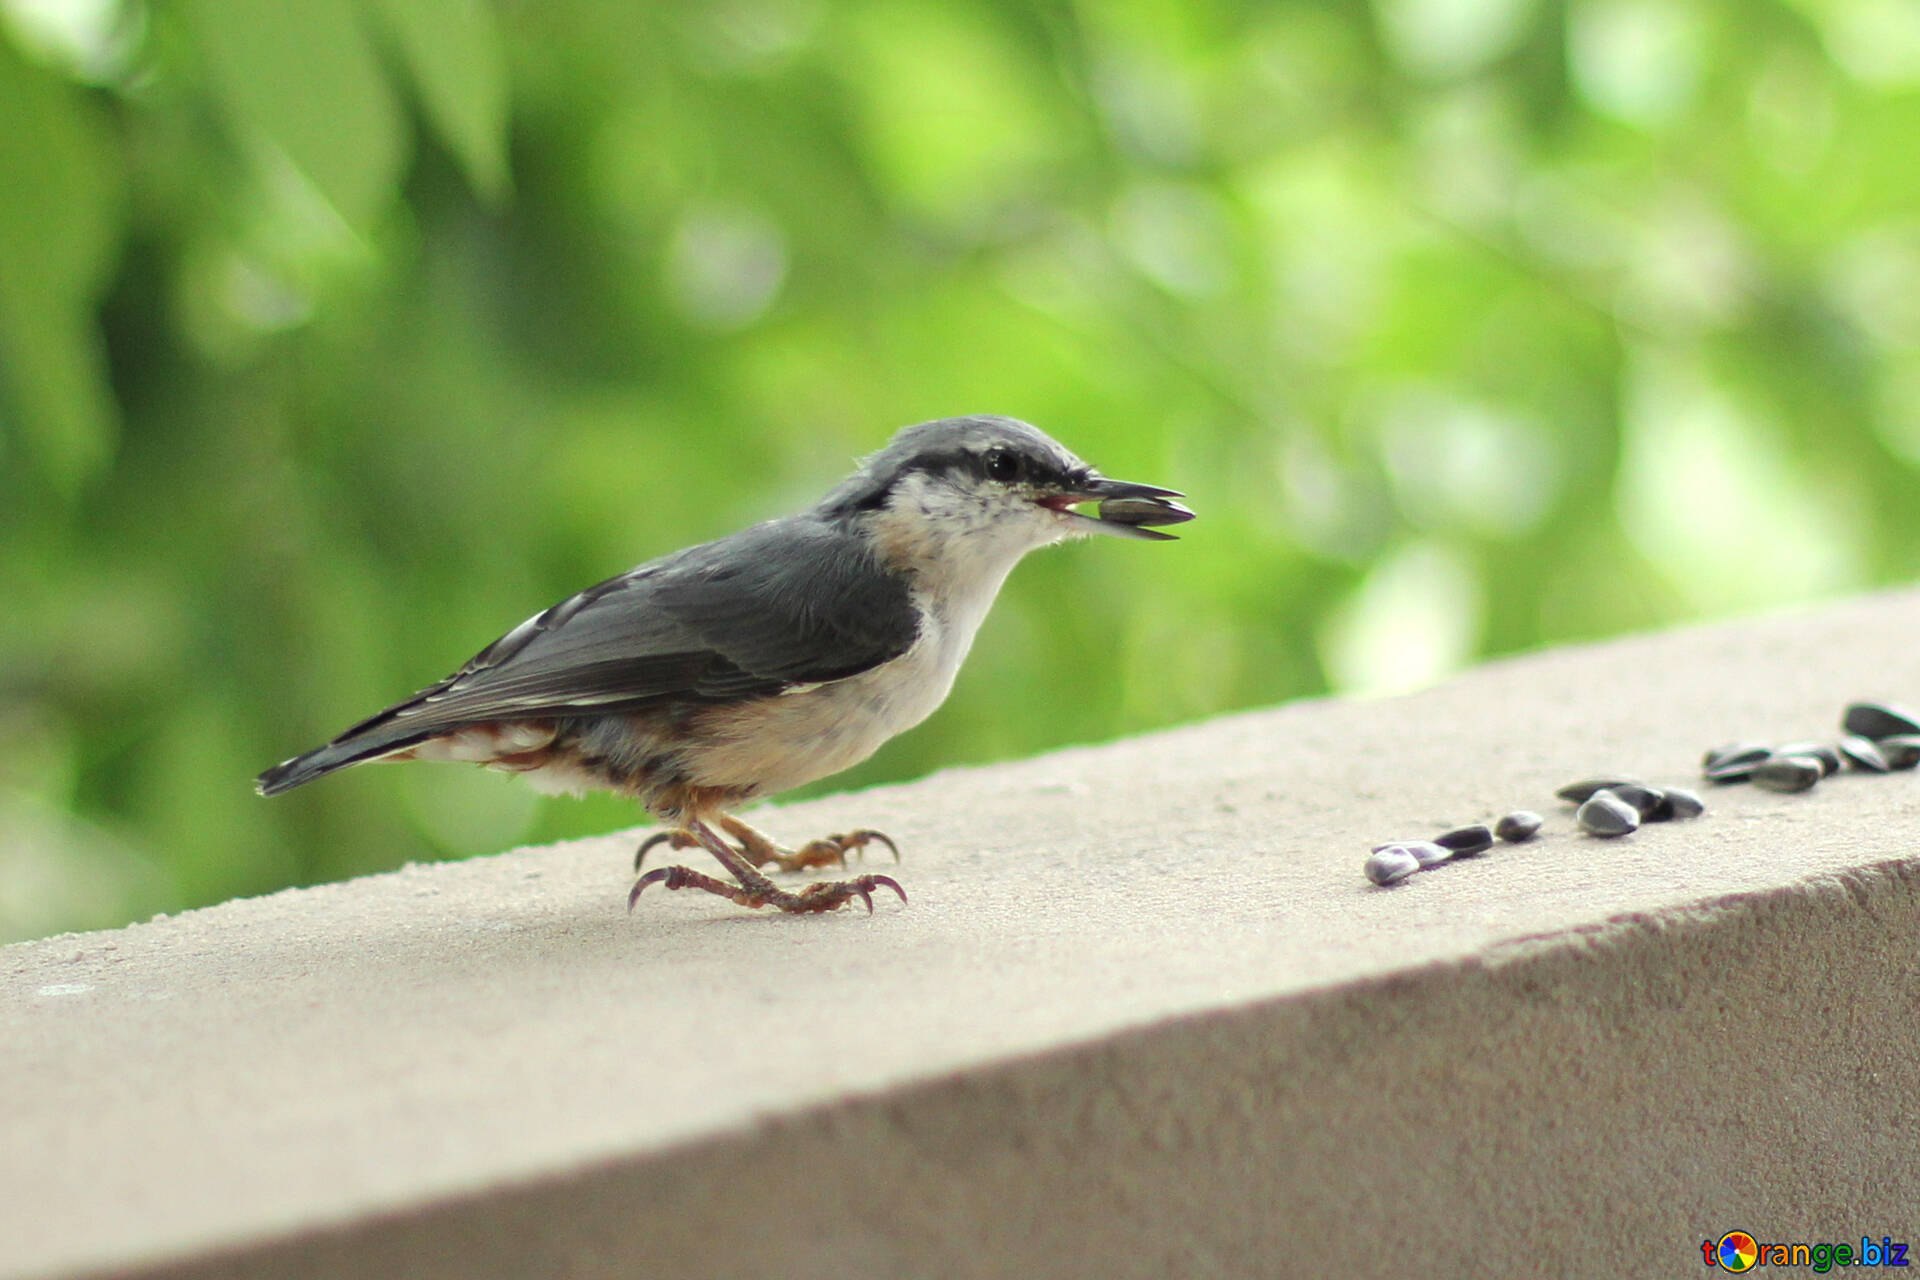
[254, 728, 430, 796]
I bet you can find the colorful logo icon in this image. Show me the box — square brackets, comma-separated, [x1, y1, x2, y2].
[1716, 1231, 1759, 1272]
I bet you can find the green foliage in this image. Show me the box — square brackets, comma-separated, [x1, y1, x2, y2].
[2, 0, 1917, 940]
[370, 0, 510, 202]
[182, 0, 409, 231]
[0, 37, 121, 492]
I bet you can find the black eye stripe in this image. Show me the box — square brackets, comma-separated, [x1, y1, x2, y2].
[886, 443, 1073, 490]
[983, 447, 1022, 483]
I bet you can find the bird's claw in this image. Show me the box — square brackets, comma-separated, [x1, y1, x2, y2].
[779, 828, 901, 871]
[628, 866, 672, 911]
[850, 829, 901, 864]
[800, 873, 907, 913]
[860, 873, 908, 909]
[634, 829, 698, 872]
[867, 873, 907, 904]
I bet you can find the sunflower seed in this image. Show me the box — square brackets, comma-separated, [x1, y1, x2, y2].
[1435, 824, 1494, 856]
[1751, 755, 1823, 793]
[1843, 701, 1920, 741]
[1879, 735, 1920, 770]
[1703, 742, 1770, 771]
[1607, 782, 1669, 819]
[1494, 810, 1542, 842]
[1576, 790, 1640, 837]
[1555, 777, 1642, 804]
[1370, 839, 1453, 867]
[1097, 496, 1196, 527]
[1838, 735, 1890, 773]
[1662, 787, 1705, 819]
[1365, 847, 1423, 885]
[1774, 742, 1842, 777]
[1705, 756, 1767, 783]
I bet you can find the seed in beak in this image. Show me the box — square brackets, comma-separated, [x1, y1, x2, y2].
[1097, 496, 1195, 528]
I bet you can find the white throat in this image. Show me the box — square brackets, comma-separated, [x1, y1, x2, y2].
[856, 470, 1075, 716]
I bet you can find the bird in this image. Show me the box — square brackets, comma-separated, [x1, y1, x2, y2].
[256, 415, 1194, 914]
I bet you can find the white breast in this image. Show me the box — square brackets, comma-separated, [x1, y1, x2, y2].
[686, 561, 1017, 797]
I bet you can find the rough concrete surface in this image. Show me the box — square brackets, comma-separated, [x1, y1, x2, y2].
[6, 591, 1920, 1279]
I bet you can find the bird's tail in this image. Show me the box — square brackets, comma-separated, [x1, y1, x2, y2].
[254, 723, 429, 796]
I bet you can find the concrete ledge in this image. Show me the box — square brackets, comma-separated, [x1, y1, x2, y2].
[7, 591, 1920, 1278]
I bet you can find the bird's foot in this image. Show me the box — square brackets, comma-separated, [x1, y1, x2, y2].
[634, 823, 900, 874]
[717, 816, 900, 873]
[629, 816, 907, 914]
[766, 828, 901, 872]
[630, 865, 907, 914]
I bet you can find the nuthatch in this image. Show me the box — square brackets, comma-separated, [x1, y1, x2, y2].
[257, 416, 1193, 914]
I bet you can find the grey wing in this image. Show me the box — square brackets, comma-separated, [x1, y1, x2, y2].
[422, 518, 920, 714]
[255, 519, 918, 794]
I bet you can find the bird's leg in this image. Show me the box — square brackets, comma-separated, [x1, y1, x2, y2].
[630, 816, 906, 914]
[716, 815, 901, 873]
[635, 826, 733, 873]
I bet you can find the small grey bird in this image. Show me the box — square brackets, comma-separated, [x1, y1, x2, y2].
[257, 415, 1193, 914]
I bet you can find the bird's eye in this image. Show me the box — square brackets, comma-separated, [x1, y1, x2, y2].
[983, 447, 1023, 483]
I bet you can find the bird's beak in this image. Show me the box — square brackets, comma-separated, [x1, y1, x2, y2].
[1041, 477, 1196, 541]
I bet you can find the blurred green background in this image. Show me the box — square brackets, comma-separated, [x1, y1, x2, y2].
[3, 0, 1918, 941]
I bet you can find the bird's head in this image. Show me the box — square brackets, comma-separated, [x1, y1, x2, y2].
[822, 416, 1192, 573]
